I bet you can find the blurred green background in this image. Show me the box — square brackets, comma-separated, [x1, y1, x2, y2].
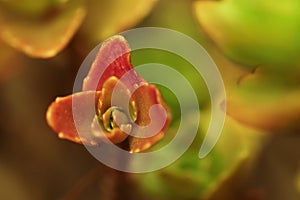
[0, 0, 300, 199]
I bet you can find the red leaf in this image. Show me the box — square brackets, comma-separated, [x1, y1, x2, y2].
[82, 35, 144, 92]
[129, 84, 171, 152]
[46, 91, 100, 145]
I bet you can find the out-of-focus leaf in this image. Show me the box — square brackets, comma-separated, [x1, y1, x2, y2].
[226, 67, 300, 131]
[79, 0, 158, 48]
[193, 0, 300, 69]
[139, 0, 205, 40]
[0, 0, 86, 58]
[133, 109, 265, 199]
[1, 0, 60, 17]
[204, 45, 300, 132]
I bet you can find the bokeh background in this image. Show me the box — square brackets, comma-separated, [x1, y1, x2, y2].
[1, 0, 300, 199]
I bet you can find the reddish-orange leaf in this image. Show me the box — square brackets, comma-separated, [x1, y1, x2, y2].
[46, 91, 100, 145]
[129, 84, 171, 152]
[82, 35, 144, 92]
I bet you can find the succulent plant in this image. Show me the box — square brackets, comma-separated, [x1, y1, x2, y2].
[46, 35, 171, 152]
[2, 0, 298, 199]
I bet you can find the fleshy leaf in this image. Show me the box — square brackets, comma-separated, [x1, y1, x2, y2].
[0, 0, 86, 58]
[129, 131, 165, 153]
[97, 76, 132, 117]
[207, 46, 300, 132]
[46, 91, 100, 145]
[91, 116, 129, 144]
[79, 0, 158, 48]
[82, 35, 144, 92]
[129, 84, 171, 152]
[226, 67, 300, 131]
[1, 0, 58, 17]
[193, 0, 300, 69]
[46, 35, 171, 153]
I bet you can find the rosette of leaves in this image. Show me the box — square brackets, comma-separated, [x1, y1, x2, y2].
[46, 35, 171, 153]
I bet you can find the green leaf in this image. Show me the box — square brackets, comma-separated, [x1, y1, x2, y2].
[193, 0, 300, 69]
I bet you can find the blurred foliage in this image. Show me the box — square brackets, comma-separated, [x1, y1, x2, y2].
[0, 0, 86, 58]
[132, 109, 265, 199]
[79, 0, 158, 50]
[0, 0, 157, 58]
[0, 0, 300, 200]
[193, 0, 300, 133]
[193, 0, 300, 70]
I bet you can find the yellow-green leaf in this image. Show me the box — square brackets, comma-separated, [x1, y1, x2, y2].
[0, 0, 86, 58]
